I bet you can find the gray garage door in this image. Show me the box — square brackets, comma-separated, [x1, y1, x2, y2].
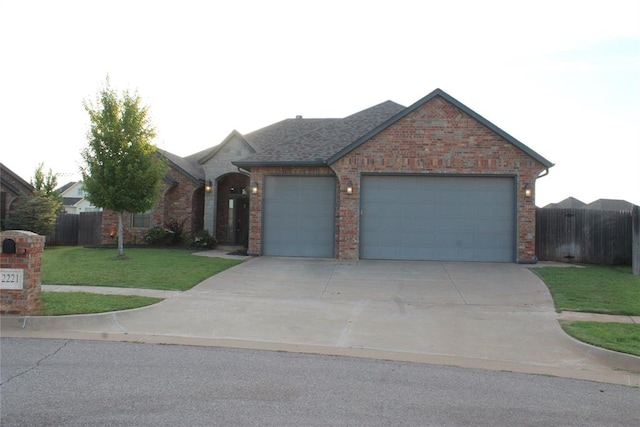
[360, 176, 515, 262]
[263, 176, 336, 257]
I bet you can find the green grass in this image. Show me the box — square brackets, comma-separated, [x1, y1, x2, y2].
[532, 265, 640, 315]
[36, 292, 163, 316]
[560, 321, 640, 358]
[43, 247, 244, 291]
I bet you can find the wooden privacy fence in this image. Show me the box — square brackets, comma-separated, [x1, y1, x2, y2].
[47, 211, 102, 246]
[536, 208, 633, 265]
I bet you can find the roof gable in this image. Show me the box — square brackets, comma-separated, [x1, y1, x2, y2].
[189, 130, 256, 165]
[0, 163, 35, 196]
[157, 149, 204, 183]
[327, 89, 554, 168]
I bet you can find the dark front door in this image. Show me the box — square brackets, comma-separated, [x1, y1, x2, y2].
[226, 196, 249, 245]
[235, 197, 249, 245]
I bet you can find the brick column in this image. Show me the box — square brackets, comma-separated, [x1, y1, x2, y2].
[0, 230, 45, 315]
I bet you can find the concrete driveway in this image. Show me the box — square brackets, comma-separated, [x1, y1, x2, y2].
[4, 257, 639, 386]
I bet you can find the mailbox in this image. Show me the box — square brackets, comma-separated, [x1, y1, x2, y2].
[2, 238, 16, 254]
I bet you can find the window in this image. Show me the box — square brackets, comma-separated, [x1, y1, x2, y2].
[131, 210, 152, 228]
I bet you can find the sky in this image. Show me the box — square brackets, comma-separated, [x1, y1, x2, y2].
[1, 0, 638, 207]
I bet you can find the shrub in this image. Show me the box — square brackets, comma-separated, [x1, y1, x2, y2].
[144, 226, 173, 246]
[165, 218, 186, 245]
[191, 229, 217, 249]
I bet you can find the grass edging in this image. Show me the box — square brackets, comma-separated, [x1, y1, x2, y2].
[532, 265, 640, 357]
[559, 320, 640, 358]
[35, 292, 163, 316]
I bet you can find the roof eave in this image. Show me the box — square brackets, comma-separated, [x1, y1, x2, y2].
[232, 159, 327, 170]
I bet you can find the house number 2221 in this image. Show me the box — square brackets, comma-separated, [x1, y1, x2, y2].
[0, 269, 24, 289]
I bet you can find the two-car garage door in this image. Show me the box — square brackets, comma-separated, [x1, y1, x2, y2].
[360, 176, 515, 262]
[262, 175, 515, 262]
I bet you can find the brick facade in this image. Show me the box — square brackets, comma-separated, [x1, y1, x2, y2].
[1, 230, 44, 314]
[100, 165, 203, 245]
[248, 97, 547, 262]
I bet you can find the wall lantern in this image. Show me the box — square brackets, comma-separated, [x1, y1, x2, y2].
[346, 181, 354, 195]
[205, 180, 213, 193]
[251, 181, 259, 194]
[524, 183, 532, 198]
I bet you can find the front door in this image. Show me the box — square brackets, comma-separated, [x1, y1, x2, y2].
[216, 173, 250, 245]
[227, 197, 249, 245]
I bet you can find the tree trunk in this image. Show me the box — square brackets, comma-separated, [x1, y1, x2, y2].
[117, 211, 124, 257]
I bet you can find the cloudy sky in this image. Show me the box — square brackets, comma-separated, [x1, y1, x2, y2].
[1, 0, 638, 207]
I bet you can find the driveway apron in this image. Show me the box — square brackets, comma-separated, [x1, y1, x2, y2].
[5, 257, 639, 386]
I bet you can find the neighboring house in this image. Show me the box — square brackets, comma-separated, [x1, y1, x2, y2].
[101, 88, 554, 263]
[584, 199, 634, 212]
[0, 163, 35, 230]
[543, 197, 586, 209]
[57, 181, 103, 214]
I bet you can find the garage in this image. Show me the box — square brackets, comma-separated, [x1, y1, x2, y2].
[262, 176, 336, 257]
[360, 175, 515, 262]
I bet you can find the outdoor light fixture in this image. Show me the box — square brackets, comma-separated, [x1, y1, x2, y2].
[524, 183, 532, 198]
[346, 181, 354, 195]
[251, 181, 259, 194]
[205, 180, 213, 193]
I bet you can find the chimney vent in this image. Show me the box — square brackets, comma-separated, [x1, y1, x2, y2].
[295, 115, 303, 119]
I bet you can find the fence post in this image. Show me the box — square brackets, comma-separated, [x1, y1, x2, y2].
[633, 205, 639, 276]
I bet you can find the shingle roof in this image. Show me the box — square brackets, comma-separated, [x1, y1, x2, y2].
[157, 148, 204, 182]
[62, 197, 82, 206]
[233, 101, 405, 167]
[584, 199, 635, 211]
[543, 197, 586, 209]
[56, 181, 77, 194]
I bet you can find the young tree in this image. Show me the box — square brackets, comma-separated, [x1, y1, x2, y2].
[81, 78, 166, 257]
[31, 163, 63, 213]
[32, 163, 59, 197]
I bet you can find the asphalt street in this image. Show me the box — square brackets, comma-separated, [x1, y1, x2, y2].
[1, 338, 638, 426]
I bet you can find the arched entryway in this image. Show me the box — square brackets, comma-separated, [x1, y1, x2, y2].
[216, 173, 250, 245]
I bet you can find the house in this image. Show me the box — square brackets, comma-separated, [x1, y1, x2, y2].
[0, 163, 35, 230]
[584, 199, 634, 212]
[57, 181, 103, 214]
[543, 197, 586, 209]
[102, 88, 554, 263]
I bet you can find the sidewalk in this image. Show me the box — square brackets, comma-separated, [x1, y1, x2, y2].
[42, 284, 640, 324]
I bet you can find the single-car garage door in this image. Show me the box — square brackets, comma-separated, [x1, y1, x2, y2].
[360, 176, 515, 262]
[263, 176, 336, 257]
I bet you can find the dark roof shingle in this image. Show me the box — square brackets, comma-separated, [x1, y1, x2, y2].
[234, 101, 405, 167]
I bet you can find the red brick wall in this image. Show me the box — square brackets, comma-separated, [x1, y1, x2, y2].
[248, 96, 546, 262]
[1, 230, 44, 314]
[330, 96, 546, 261]
[100, 167, 202, 245]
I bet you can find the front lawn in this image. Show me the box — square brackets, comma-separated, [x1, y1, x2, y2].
[560, 321, 640, 358]
[36, 292, 163, 316]
[532, 265, 640, 315]
[533, 265, 640, 357]
[43, 247, 244, 291]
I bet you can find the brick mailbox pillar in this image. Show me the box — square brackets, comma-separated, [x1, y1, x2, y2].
[0, 230, 45, 315]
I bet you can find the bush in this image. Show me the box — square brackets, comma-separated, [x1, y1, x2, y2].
[144, 226, 173, 246]
[4, 195, 59, 235]
[165, 218, 186, 245]
[191, 229, 217, 249]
